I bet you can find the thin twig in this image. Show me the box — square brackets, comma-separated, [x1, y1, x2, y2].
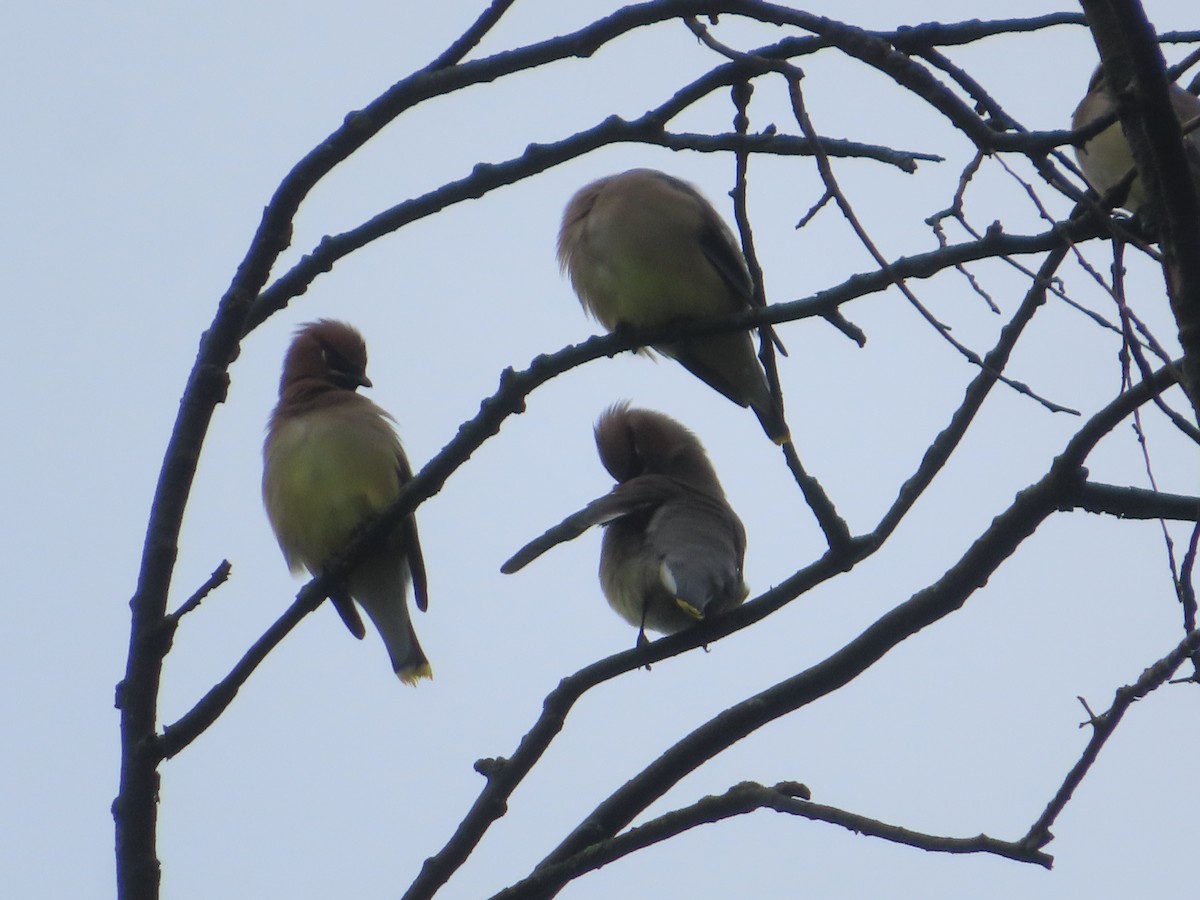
[169, 561, 232, 622]
[1021, 626, 1200, 850]
[785, 70, 1078, 415]
[426, 0, 520, 70]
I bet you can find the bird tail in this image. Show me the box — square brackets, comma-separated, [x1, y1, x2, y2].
[738, 366, 790, 445]
[361, 596, 432, 685]
[750, 395, 790, 445]
[670, 337, 790, 444]
[350, 557, 432, 685]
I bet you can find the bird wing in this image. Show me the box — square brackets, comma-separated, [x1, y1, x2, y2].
[694, 198, 787, 357]
[329, 591, 367, 640]
[396, 449, 429, 613]
[500, 476, 680, 574]
[696, 218, 753, 303]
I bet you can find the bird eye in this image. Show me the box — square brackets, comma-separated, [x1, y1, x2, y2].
[321, 343, 355, 376]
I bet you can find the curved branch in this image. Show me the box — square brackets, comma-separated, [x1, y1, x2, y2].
[490, 781, 1049, 899]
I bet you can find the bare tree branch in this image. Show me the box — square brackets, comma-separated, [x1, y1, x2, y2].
[168, 561, 232, 623]
[489, 781, 1049, 899]
[1021, 625, 1200, 850]
[1066, 481, 1200, 520]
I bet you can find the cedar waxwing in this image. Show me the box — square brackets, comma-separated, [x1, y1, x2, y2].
[502, 403, 748, 645]
[558, 168, 790, 444]
[262, 320, 431, 684]
[1072, 64, 1200, 214]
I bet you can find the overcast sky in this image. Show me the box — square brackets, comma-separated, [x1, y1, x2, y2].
[5, 2, 1198, 898]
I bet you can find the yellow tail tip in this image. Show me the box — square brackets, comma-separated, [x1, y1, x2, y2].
[675, 598, 705, 620]
[398, 663, 433, 686]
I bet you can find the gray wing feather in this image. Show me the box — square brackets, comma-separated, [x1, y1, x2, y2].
[501, 477, 680, 574]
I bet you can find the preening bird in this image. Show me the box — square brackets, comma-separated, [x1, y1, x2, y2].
[262, 319, 431, 684]
[558, 168, 790, 444]
[1072, 64, 1200, 214]
[502, 403, 748, 645]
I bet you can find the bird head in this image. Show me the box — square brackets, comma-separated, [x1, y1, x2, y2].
[279, 319, 373, 397]
[594, 402, 724, 496]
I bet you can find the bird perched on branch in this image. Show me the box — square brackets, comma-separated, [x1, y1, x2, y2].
[1072, 64, 1200, 214]
[263, 319, 431, 683]
[558, 168, 790, 444]
[502, 403, 748, 645]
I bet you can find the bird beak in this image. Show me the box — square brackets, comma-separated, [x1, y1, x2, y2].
[331, 372, 372, 391]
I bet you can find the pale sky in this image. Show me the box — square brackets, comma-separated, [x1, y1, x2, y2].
[4, 2, 1198, 898]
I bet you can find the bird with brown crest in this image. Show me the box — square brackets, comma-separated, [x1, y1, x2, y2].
[558, 168, 790, 444]
[262, 319, 431, 683]
[502, 402, 748, 645]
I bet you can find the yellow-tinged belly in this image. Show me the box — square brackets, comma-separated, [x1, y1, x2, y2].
[1080, 124, 1148, 211]
[574, 209, 730, 329]
[264, 414, 400, 572]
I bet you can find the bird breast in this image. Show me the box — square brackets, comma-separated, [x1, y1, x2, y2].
[263, 407, 401, 573]
[570, 193, 731, 330]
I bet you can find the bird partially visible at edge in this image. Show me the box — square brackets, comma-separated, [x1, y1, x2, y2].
[1072, 64, 1200, 215]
